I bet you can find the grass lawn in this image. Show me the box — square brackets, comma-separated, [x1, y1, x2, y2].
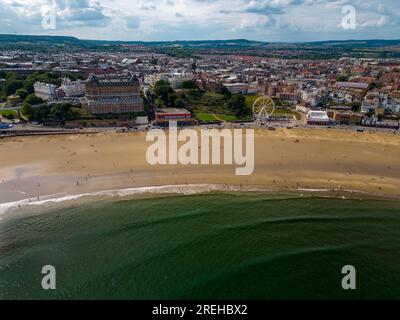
[244, 94, 301, 120]
[273, 108, 302, 120]
[244, 94, 262, 109]
[195, 112, 237, 122]
[195, 113, 218, 122]
[0, 109, 18, 117]
[215, 114, 238, 121]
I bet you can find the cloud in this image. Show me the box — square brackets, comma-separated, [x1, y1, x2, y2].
[0, 0, 399, 41]
[125, 15, 140, 29]
[241, 1, 285, 15]
[139, 1, 157, 10]
[359, 16, 388, 28]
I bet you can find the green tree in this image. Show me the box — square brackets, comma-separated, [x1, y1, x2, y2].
[220, 86, 231, 97]
[154, 80, 173, 105]
[180, 80, 198, 91]
[24, 94, 44, 105]
[167, 92, 177, 107]
[4, 78, 23, 96]
[174, 98, 187, 109]
[368, 82, 377, 91]
[16, 88, 29, 100]
[350, 102, 361, 112]
[228, 94, 246, 117]
[150, 56, 158, 65]
[21, 103, 34, 118]
[336, 75, 349, 82]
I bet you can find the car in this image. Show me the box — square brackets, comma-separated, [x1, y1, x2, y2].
[0, 122, 13, 129]
[268, 127, 276, 131]
[357, 129, 364, 132]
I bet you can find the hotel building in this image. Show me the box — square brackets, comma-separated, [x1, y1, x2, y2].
[82, 73, 144, 115]
[61, 78, 85, 97]
[33, 81, 64, 101]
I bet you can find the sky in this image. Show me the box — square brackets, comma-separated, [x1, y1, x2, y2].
[0, 0, 399, 42]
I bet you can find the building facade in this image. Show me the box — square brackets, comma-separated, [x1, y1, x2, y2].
[33, 81, 63, 101]
[82, 73, 144, 114]
[61, 78, 85, 97]
[154, 108, 195, 127]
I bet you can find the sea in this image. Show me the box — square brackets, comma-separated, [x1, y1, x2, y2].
[0, 188, 399, 300]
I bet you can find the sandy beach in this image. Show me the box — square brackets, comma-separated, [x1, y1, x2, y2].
[0, 128, 399, 205]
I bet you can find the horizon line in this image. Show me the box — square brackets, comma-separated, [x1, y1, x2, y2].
[1, 33, 400, 45]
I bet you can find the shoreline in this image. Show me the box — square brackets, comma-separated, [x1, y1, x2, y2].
[1, 183, 396, 221]
[1, 127, 399, 212]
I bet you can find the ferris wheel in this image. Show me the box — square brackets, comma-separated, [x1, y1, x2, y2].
[252, 95, 276, 120]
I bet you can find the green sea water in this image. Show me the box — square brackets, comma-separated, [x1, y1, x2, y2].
[0, 193, 400, 300]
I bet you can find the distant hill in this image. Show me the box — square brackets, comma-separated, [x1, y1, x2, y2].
[0, 35, 268, 49]
[0, 34, 82, 44]
[302, 39, 400, 48]
[1, 34, 400, 48]
[1, 34, 400, 59]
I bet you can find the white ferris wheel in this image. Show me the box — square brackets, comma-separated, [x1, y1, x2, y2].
[252, 95, 276, 121]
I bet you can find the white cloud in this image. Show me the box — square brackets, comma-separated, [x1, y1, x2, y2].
[0, 0, 399, 41]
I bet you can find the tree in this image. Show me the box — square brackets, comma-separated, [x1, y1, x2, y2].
[220, 86, 231, 97]
[368, 82, 377, 91]
[21, 103, 34, 118]
[24, 94, 44, 106]
[336, 75, 349, 82]
[4, 78, 23, 96]
[150, 56, 158, 65]
[350, 102, 361, 112]
[174, 98, 186, 109]
[16, 88, 29, 100]
[180, 80, 198, 91]
[167, 92, 177, 107]
[228, 94, 246, 117]
[154, 80, 173, 105]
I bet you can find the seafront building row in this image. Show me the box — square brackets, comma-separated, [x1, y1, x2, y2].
[1, 48, 399, 129]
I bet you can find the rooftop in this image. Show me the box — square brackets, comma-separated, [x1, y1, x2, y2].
[336, 82, 369, 89]
[155, 108, 191, 114]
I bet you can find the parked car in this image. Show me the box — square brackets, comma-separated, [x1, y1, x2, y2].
[0, 122, 13, 129]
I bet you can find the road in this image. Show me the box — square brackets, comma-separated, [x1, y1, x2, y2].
[1, 120, 398, 137]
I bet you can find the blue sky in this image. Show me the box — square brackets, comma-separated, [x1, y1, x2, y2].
[0, 0, 399, 42]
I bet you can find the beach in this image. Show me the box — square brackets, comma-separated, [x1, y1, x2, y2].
[0, 127, 399, 206]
